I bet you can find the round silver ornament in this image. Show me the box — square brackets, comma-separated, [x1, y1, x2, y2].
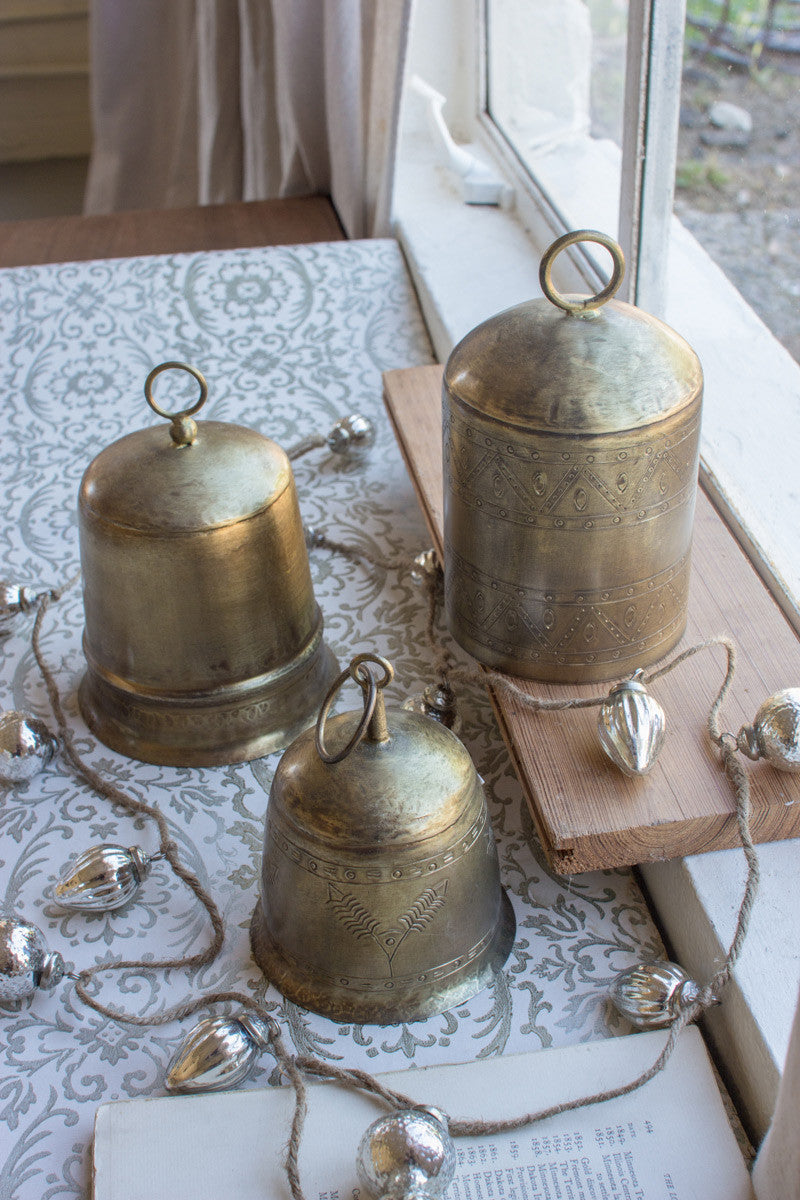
[608, 960, 701, 1029]
[0, 916, 65, 1002]
[357, 1107, 455, 1200]
[165, 1009, 275, 1094]
[49, 844, 154, 913]
[736, 688, 800, 772]
[402, 683, 460, 732]
[0, 710, 59, 784]
[598, 671, 666, 776]
[326, 414, 376, 458]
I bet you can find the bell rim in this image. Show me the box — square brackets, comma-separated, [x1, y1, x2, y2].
[248, 888, 516, 1025]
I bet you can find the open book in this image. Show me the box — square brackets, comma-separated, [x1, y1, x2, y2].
[93, 1026, 753, 1200]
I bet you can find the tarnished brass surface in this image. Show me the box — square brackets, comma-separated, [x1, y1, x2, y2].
[78, 363, 338, 765]
[443, 231, 703, 682]
[250, 655, 515, 1023]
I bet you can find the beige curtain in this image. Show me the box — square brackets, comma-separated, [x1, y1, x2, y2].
[84, 0, 412, 238]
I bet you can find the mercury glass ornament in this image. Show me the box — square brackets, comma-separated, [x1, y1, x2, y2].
[326, 414, 375, 458]
[598, 671, 666, 776]
[609, 961, 701, 1030]
[0, 916, 65, 1002]
[357, 1108, 456, 1200]
[0, 710, 59, 784]
[737, 688, 800, 772]
[165, 1010, 275, 1094]
[0, 583, 46, 628]
[402, 683, 460, 732]
[410, 550, 439, 586]
[49, 844, 154, 913]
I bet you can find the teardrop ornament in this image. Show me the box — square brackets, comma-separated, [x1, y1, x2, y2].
[737, 688, 800, 772]
[165, 1010, 274, 1094]
[609, 960, 700, 1029]
[49, 844, 152, 912]
[598, 671, 666, 776]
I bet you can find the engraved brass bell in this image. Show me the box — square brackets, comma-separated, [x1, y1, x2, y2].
[443, 230, 703, 682]
[250, 653, 515, 1024]
[78, 362, 338, 766]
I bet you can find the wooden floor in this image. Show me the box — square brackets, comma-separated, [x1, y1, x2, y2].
[0, 196, 345, 268]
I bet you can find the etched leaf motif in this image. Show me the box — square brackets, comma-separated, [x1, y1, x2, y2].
[327, 884, 381, 941]
[397, 882, 448, 934]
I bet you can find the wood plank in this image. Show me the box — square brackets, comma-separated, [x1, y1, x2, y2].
[0, 196, 345, 268]
[384, 363, 800, 873]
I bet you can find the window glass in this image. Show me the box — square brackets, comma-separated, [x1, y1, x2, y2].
[675, 3, 800, 364]
[485, 0, 629, 236]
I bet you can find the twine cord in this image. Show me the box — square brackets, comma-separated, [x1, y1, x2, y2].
[30, 586, 225, 1021]
[24, 547, 763, 1200]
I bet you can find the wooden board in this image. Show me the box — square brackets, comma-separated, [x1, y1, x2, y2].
[384, 363, 800, 873]
[0, 196, 344, 269]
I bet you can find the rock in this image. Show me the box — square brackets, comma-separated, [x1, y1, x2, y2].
[708, 100, 753, 133]
[700, 128, 751, 149]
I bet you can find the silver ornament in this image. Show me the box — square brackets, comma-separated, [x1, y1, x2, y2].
[410, 549, 439, 586]
[326, 414, 376, 458]
[608, 960, 700, 1029]
[597, 670, 666, 776]
[402, 683, 460, 732]
[0, 916, 65, 1002]
[49, 844, 153, 913]
[737, 688, 800, 772]
[0, 710, 59, 784]
[357, 1108, 456, 1200]
[165, 1009, 275, 1094]
[0, 583, 42, 627]
[303, 524, 326, 549]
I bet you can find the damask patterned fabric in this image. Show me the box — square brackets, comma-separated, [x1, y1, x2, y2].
[0, 241, 662, 1200]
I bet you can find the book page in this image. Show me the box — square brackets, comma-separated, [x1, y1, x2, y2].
[93, 1028, 753, 1200]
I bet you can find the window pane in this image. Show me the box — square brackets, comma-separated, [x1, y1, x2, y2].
[675, 2, 800, 363]
[485, 0, 629, 236]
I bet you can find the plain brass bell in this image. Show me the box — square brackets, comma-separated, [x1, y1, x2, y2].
[78, 362, 338, 766]
[250, 653, 515, 1024]
[443, 230, 703, 683]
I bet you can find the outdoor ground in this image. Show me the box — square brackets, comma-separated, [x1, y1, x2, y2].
[676, 51, 800, 362]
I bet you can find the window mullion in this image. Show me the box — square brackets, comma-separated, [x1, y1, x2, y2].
[619, 0, 686, 316]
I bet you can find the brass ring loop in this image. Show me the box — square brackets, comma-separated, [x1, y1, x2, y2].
[316, 666, 378, 764]
[539, 230, 625, 315]
[144, 361, 208, 420]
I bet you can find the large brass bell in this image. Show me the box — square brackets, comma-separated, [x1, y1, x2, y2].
[78, 362, 338, 766]
[442, 230, 703, 682]
[250, 653, 515, 1024]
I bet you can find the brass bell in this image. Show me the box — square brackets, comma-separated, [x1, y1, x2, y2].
[442, 230, 703, 682]
[77, 362, 338, 766]
[250, 653, 515, 1024]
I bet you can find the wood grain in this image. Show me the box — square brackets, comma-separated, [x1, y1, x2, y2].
[0, 196, 344, 268]
[384, 363, 800, 873]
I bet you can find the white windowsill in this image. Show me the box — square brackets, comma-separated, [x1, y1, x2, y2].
[393, 134, 800, 1142]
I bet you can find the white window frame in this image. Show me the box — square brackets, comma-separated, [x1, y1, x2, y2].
[394, 0, 800, 1144]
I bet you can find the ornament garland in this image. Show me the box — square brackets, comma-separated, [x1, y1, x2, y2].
[1, 520, 798, 1200]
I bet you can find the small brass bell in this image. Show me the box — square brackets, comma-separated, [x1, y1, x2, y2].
[250, 654, 515, 1024]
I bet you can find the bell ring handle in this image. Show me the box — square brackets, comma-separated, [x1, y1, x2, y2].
[144, 361, 208, 446]
[316, 653, 395, 764]
[539, 230, 625, 316]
